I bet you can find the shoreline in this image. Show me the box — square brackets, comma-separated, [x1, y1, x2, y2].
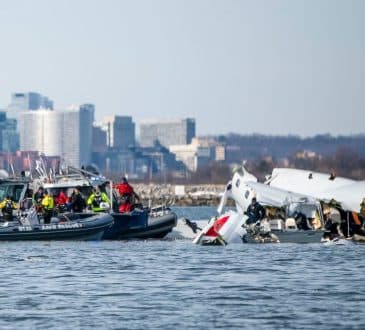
[133, 183, 235, 207]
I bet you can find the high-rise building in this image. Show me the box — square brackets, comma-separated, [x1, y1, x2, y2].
[97, 115, 135, 149]
[0, 111, 19, 152]
[92, 126, 108, 153]
[139, 118, 195, 148]
[64, 104, 94, 167]
[7, 92, 54, 120]
[18, 104, 94, 167]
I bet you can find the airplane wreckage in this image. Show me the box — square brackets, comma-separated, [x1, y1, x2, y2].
[193, 165, 365, 245]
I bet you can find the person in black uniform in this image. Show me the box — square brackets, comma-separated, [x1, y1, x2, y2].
[246, 197, 266, 225]
[33, 186, 45, 212]
[70, 186, 86, 213]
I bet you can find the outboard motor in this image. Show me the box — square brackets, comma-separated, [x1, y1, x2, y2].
[19, 207, 39, 227]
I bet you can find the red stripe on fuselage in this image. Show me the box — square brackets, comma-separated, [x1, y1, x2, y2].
[205, 215, 230, 237]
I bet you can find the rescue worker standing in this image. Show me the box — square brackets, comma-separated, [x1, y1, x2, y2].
[41, 191, 54, 224]
[115, 177, 140, 213]
[87, 186, 110, 212]
[246, 197, 266, 225]
[0, 195, 17, 221]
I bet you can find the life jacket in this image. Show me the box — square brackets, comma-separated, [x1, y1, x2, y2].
[119, 203, 131, 213]
[116, 183, 133, 195]
[42, 195, 54, 211]
[56, 192, 68, 206]
[3, 200, 13, 215]
[93, 194, 102, 207]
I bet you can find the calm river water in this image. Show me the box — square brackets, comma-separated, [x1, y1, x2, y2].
[0, 207, 364, 329]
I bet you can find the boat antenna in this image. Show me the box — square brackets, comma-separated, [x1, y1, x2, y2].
[110, 181, 113, 212]
[27, 153, 33, 180]
[40, 156, 50, 181]
[49, 168, 53, 182]
[10, 163, 15, 177]
[35, 159, 46, 179]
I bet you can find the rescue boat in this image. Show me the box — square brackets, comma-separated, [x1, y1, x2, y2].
[0, 208, 113, 241]
[33, 166, 178, 240]
[102, 205, 177, 240]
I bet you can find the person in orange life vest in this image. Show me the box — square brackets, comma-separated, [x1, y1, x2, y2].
[115, 177, 139, 213]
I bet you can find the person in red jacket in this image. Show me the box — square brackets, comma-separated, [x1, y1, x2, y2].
[55, 190, 69, 213]
[115, 177, 139, 213]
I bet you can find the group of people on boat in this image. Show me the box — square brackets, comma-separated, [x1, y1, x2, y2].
[0, 176, 140, 223]
[32, 186, 86, 219]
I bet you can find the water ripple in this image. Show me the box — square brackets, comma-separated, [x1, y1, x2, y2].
[0, 217, 364, 329]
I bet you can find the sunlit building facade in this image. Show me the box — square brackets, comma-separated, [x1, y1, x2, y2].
[7, 92, 54, 120]
[139, 118, 195, 148]
[19, 105, 94, 167]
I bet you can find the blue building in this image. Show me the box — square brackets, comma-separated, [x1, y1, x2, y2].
[0, 111, 19, 152]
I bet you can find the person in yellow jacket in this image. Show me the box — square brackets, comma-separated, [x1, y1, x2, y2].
[41, 191, 54, 224]
[87, 187, 110, 212]
[0, 195, 17, 221]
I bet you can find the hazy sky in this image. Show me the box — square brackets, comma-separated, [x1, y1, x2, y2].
[0, 0, 364, 136]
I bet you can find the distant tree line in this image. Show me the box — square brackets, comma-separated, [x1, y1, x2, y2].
[184, 145, 365, 184]
[182, 134, 365, 183]
[106, 134, 365, 184]
[222, 133, 365, 162]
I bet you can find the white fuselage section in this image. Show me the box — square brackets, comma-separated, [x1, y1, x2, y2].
[268, 168, 365, 213]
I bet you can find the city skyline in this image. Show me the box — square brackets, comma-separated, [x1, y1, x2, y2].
[2, 90, 365, 140]
[1, 1, 364, 137]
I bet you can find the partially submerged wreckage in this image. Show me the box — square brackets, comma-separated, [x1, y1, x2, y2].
[193, 165, 365, 245]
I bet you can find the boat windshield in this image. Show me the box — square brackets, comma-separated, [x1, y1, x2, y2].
[287, 202, 319, 219]
[0, 183, 27, 203]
